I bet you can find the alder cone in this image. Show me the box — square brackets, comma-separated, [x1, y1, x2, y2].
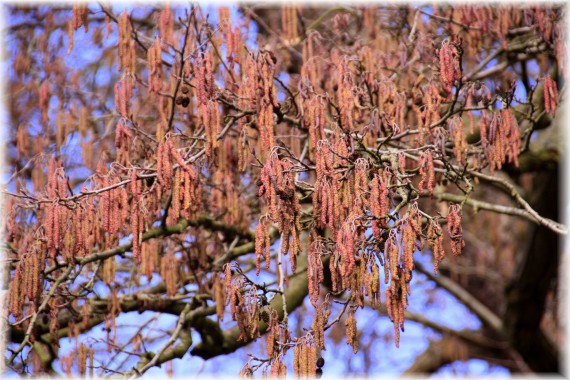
[4, 4, 564, 377]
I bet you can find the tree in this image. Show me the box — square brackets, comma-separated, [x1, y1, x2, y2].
[3, 3, 566, 377]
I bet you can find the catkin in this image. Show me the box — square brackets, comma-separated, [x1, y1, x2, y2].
[544, 74, 559, 115]
[78, 343, 88, 375]
[345, 312, 359, 353]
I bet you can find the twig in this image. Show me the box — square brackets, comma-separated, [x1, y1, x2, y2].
[130, 302, 192, 377]
[467, 169, 567, 234]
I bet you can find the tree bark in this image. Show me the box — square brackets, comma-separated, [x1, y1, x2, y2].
[503, 170, 560, 373]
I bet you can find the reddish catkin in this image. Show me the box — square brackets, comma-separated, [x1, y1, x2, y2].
[209, 100, 221, 156]
[116, 78, 133, 118]
[263, 218, 271, 269]
[120, 186, 129, 228]
[141, 240, 156, 280]
[418, 150, 435, 196]
[169, 168, 182, 226]
[388, 232, 399, 281]
[500, 108, 522, 167]
[446, 204, 465, 256]
[255, 220, 264, 275]
[269, 358, 281, 377]
[237, 129, 249, 172]
[130, 170, 142, 262]
[213, 273, 225, 321]
[110, 186, 120, 235]
[223, 263, 233, 300]
[118, 11, 133, 72]
[544, 75, 552, 114]
[159, 4, 174, 46]
[426, 150, 435, 195]
[9, 262, 23, 320]
[439, 41, 453, 89]
[147, 37, 163, 93]
[45, 158, 58, 255]
[312, 306, 326, 349]
[290, 225, 300, 272]
[319, 181, 329, 227]
[400, 267, 410, 308]
[196, 55, 207, 106]
[160, 251, 178, 297]
[402, 222, 415, 273]
[370, 175, 382, 239]
[337, 218, 356, 277]
[293, 341, 300, 376]
[78, 343, 87, 375]
[308, 344, 317, 376]
[205, 51, 216, 100]
[327, 179, 336, 229]
[200, 104, 213, 157]
[162, 140, 173, 190]
[219, 7, 233, 61]
[307, 239, 324, 306]
[67, 21, 75, 55]
[387, 284, 401, 348]
[398, 294, 406, 331]
[544, 74, 559, 116]
[345, 311, 359, 353]
[371, 259, 380, 305]
[279, 358, 287, 377]
[39, 80, 49, 125]
[266, 312, 277, 357]
[73, 205, 84, 256]
[379, 174, 389, 227]
[450, 116, 467, 164]
[101, 176, 111, 232]
[299, 342, 308, 376]
[282, 4, 298, 43]
[156, 141, 165, 187]
[427, 220, 445, 274]
[354, 158, 368, 208]
[439, 39, 461, 95]
[71, 4, 88, 31]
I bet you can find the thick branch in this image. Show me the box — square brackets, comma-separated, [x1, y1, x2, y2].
[414, 261, 503, 334]
[430, 191, 567, 235]
[190, 258, 310, 359]
[503, 171, 560, 372]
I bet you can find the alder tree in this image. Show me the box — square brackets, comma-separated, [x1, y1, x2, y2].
[3, 3, 566, 377]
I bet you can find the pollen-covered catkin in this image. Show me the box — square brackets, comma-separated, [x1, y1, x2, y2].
[345, 311, 359, 353]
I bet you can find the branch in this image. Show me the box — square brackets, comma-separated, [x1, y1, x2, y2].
[502, 170, 560, 372]
[414, 261, 503, 334]
[129, 303, 193, 377]
[190, 257, 310, 359]
[429, 191, 567, 235]
[165, 15, 192, 133]
[402, 336, 459, 374]
[400, 333, 525, 374]
[243, 7, 303, 59]
[468, 170, 567, 234]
